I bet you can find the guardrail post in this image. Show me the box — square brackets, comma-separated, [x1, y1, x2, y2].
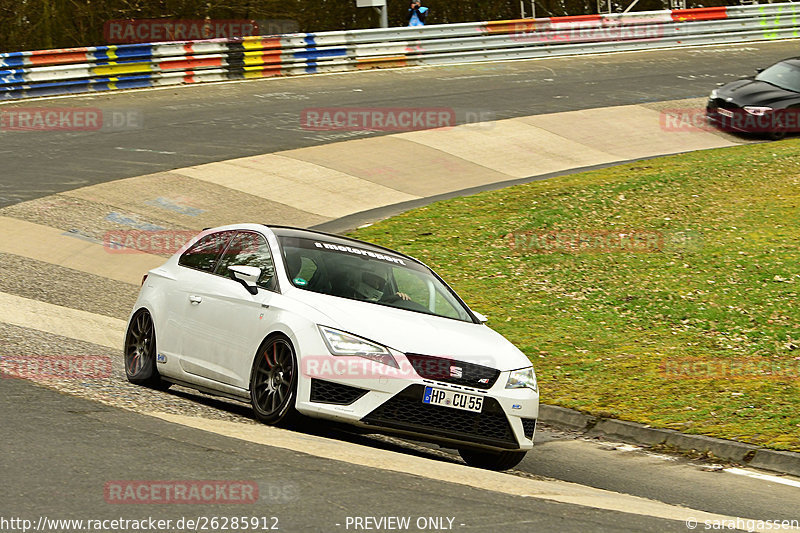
[378, 5, 388, 28]
[521, 1, 537, 19]
[357, 0, 388, 28]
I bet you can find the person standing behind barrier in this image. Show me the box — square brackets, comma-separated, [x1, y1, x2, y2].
[407, 1, 428, 26]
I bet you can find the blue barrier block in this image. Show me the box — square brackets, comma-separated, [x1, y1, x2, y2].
[0, 55, 27, 68]
[112, 45, 153, 60]
[0, 71, 26, 85]
[293, 47, 346, 60]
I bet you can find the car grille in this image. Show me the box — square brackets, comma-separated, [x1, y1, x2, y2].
[404, 354, 500, 389]
[310, 379, 368, 405]
[361, 384, 518, 449]
[521, 418, 537, 440]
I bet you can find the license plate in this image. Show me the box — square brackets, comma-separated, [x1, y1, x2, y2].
[422, 386, 483, 413]
[717, 108, 733, 118]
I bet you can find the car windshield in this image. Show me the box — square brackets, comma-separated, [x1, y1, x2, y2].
[755, 61, 800, 93]
[279, 236, 474, 322]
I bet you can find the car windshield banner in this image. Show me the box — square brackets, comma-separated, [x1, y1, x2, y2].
[280, 236, 424, 269]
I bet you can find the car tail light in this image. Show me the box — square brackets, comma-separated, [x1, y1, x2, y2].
[141, 274, 148, 286]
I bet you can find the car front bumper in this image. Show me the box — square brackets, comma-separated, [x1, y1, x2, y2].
[706, 100, 795, 134]
[295, 353, 539, 452]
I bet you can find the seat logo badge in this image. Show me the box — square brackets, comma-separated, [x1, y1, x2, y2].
[449, 366, 463, 378]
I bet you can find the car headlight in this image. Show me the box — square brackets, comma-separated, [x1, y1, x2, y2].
[709, 89, 718, 99]
[318, 326, 398, 368]
[506, 367, 538, 392]
[743, 106, 772, 116]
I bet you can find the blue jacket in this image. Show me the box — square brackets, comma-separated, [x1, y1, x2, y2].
[407, 6, 429, 26]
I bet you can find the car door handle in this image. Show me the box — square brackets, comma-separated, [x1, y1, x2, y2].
[189, 295, 202, 304]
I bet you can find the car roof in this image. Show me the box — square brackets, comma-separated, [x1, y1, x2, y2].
[263, 225, 421, 265]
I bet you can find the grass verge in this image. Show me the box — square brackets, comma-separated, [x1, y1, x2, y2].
[350, 140, 800, 451]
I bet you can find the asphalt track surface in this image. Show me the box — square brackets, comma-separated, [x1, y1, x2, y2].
[2, 379, 692, 533]
[3, 40, 800, 532]
[1, 39, 799, 207]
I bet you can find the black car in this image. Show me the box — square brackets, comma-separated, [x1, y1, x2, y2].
[707, 58, 800, 140]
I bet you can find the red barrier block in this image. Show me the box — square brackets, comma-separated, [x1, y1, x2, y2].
[671, 6, 728, 22]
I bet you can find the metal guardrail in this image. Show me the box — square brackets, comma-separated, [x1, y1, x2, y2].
[1, 3, 798, 101]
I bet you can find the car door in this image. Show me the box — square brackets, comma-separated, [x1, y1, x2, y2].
[161, 230, 235, 363]
[179, 230, 281, 389]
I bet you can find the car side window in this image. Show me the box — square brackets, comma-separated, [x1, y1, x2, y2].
[178, 231, 235, 273]
[295, 257, 318, 283]
[214, 231, 277, 290]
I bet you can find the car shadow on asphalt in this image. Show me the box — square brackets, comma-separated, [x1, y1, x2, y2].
[165, 385, 467, 467]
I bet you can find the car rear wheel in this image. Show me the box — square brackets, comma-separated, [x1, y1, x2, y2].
[250, 336, 299, 426]
[124, 309, 171, 390]
[458, 448, 527, 471]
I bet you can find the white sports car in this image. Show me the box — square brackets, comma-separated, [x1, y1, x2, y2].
[125, 224, 539, 470]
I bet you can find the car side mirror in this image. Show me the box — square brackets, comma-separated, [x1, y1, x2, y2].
[229, 265, 261, 295]
[472, 311, 489, 324]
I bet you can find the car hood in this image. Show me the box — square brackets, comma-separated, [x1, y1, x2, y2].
[287, 288, 531, 371]
[716, 79, 798, 107]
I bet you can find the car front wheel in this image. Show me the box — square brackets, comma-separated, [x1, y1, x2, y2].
[768, 129, 787, 141]
[458, 448, 527, 471]
[768, 113, 788, 141]
[124, 309, 171, 390]
[250, 335, 299, 426]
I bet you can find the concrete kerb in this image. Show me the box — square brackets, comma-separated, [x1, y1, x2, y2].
[311, 157, 671, 235]
[749, 450, 800, 478]
[538, 404, 800, 477]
